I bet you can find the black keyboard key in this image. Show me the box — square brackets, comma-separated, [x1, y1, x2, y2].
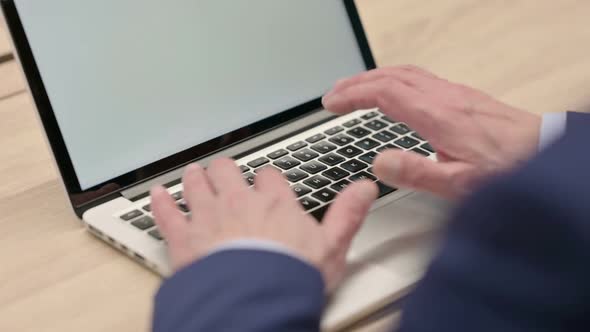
[329, 134, 355, 146]
[411, 132, 425, 140]
[292, 184, 312, 197]
[343, 119, 362, 128]
[311, 142, 337, 154]
[331, 180, 352, 192]
[274, 156, 301, 170]
[361, 111, 379, 120]
[373, 131, 397, 143]
[377, 181, 398, 197]
[300, 161, 328, 174]
[340, 159, 369, 173]
[178, 202, 190, 213]
[347, 127, 372, 138]
[391, 123, 411, 135]
[255, 165, 281, 174]
[394, 136, 420, 149]
[148, 228, 164, 241]
[239, 165, 250, 173]
[131, 216, 155, 230]
[312, 188, 337, 203]
[171, 191, 183, 201]
[359, 151, 378, 164]
[325, 126, 344, 136]
[284, 169, 309, 182]
[267, 149, 289, 160]
[142, 204, 151, 212]
[247, 157, 270, 169]
[350, 171, 377, 182]
[287, 141, 307, 152]
[303, 175, 331, 189]
[292, 149, 319, 162]
[421, 143, 435, 153]
[337, 145, 363, 158]
[318, 153, 345, 166]
[367, 167, 374, 174]
[322, 167, 350, 181]
[365, 120, 388, 131]
[355, 138, 381, 150]
[306, 133, 326, 144]
[381, 115, 396, 124]
[411, 148, 430, 157]
[120, 210, 143, 221]
[377, 144, 399, 153]
[243, 172, 256, 186]
[310, 205, 330, 222]
[299, 197, 321, 211]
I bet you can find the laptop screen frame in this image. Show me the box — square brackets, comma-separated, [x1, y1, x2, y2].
[1, 0, 376, 214]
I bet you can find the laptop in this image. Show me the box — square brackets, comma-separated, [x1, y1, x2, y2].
[2, 0, 449, 330]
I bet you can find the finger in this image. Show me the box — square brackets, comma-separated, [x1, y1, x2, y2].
[398, 64, 439, 79]
[182, 163, 216, 215]
[322, 181, 378, 250]
[150, 186, 190, 264]
[206, 158, 248, 195]
[327, 66, 437, 98]
[254, 168, 296, 202]
[373, 149, 473, 198]
[323, 78, 429, 129]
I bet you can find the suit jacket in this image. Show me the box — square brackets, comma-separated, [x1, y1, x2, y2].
[153, 112, 590, 332]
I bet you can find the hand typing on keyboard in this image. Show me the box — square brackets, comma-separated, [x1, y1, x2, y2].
[150, 159, 377, 291]
[323, 65, 541, 199]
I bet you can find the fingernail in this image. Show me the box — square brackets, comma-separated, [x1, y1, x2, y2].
[186, 163, 202, 172]
[322, 93, 340, 110]
[358, 181, 379, 200]
[151, 185, 167, 197]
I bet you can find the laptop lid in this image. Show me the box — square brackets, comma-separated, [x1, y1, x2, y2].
[1, 0, 375, 216]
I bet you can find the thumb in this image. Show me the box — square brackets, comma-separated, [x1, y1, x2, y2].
[322, 181, 378, 250]
[374, 149, 472, 199]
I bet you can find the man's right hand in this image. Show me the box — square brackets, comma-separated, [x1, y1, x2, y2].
[322, 65, 542, 199]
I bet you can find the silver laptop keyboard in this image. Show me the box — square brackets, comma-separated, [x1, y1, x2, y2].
[117, 110, 435, 242]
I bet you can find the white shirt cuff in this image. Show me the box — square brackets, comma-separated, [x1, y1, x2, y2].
[539, 112, 567, 150]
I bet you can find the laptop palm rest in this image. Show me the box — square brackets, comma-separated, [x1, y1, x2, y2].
[322, 192, 450, 331]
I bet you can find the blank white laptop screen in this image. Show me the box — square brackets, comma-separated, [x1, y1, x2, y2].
[14, 0, 367, 190]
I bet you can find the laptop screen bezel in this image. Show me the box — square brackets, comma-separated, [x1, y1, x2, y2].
[1, 0, 376, 214]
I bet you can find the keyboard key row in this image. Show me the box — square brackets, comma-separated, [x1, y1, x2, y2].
[292, 149, 319, 162]
[365, 119, 388, 131]
[274, 156, 301, 170]
[355, 138, 380, 150]
[329, 134, 355, 146]
[311, 142, 338, 154]
[325, 126, 344, 136]
[287, 141, 307, 152]
[348, 127, 371, 138]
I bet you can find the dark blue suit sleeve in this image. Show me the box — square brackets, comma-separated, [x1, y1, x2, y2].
[153, 250, 325, 332]
[399, 112, 590, 332]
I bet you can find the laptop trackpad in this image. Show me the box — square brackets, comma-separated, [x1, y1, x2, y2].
[350, 191, 450, 277]
[322, 192, 450, 331]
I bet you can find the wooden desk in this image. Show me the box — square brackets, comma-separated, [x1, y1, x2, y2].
[0, 13, 11, 56]
[2, 1, 590, 331]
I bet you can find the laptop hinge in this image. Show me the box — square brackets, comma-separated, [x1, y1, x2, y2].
[120, 109, 336, 201]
